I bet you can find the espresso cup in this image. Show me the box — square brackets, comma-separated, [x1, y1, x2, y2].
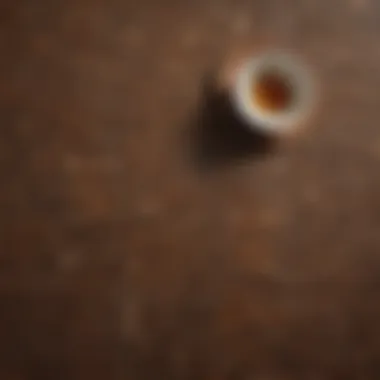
[231, 51, 315, 136]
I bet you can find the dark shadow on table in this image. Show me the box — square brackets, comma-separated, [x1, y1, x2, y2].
[185, 73, 276, 171]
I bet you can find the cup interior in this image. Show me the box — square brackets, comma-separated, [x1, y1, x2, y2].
[252, 69, 295, 113]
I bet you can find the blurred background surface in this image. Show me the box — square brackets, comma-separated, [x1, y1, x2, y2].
[2, 0, 380, 379]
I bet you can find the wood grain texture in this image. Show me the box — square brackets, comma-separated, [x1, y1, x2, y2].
[1, 0, 380, 379]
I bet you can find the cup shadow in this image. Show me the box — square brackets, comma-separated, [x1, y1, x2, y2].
[186, 73, 276, 171]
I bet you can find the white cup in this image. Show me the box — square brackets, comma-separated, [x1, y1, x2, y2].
[231, 51, 316, 136]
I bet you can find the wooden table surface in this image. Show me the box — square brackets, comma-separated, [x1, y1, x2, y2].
[2, 0, 380, 379]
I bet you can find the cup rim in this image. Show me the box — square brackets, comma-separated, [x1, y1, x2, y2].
[232, 50, 315, 135]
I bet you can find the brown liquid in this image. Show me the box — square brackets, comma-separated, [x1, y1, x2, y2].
[253, 72, 292, 112]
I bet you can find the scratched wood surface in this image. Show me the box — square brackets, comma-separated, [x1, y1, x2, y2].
[1, 0, 380, 379]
